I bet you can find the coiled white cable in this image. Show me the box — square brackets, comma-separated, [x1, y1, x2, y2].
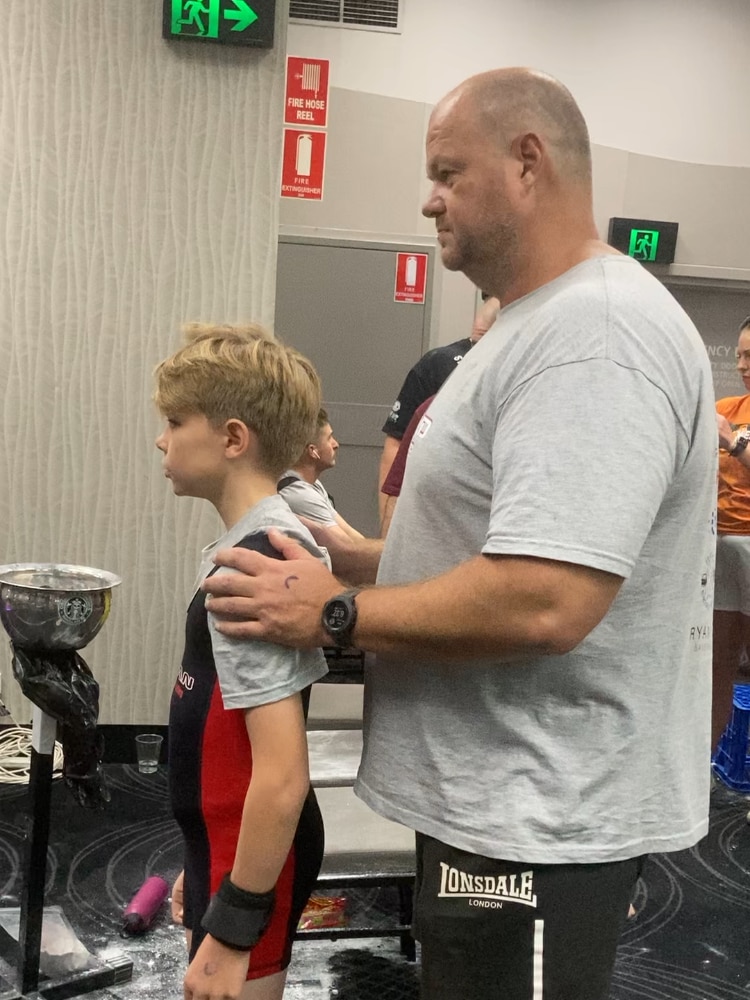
[0, 726, 64, 784]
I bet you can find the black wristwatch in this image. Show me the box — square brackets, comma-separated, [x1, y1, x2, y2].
[321, 588, 362, 648]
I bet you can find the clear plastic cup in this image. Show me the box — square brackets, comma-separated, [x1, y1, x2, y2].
[135, 733, 163, 774]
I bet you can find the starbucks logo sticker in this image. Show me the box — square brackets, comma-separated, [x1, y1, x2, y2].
[58, 594, 93, 625]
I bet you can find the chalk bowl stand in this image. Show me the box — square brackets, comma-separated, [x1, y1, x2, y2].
[0, 564, 132, 999]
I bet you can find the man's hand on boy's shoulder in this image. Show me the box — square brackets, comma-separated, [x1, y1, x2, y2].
[204, 528, 342, 648]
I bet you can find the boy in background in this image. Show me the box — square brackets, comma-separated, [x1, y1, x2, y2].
[153, 324, 328, 1000]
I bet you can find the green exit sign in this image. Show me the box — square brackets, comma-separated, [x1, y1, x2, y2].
[163, 0, 275, 48]
[607, 217, 679, 264]
[628, 229, 660, 262]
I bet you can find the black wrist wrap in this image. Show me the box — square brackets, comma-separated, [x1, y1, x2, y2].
[201, 874, 275, 951]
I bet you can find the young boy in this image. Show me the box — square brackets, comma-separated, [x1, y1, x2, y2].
[153, 324, 328, 1000]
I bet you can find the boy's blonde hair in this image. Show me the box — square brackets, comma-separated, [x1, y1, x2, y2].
[154, 323, 322, 477]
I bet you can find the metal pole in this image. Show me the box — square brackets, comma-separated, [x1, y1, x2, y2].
[18, 706, 57, 995]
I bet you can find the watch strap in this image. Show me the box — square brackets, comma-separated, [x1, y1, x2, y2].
[730, 431, 750, 456]
[322, 587, 362, 648]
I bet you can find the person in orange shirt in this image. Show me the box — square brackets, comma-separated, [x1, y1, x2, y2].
[714, 314, 750, 749]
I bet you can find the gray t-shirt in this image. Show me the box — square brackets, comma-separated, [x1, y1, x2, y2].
[356, 254, 716, 864]
[278, 470, 337, 527]
[196, 495, 329, 709]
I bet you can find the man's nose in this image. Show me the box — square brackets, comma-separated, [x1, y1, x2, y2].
[422, 185, 443, 219]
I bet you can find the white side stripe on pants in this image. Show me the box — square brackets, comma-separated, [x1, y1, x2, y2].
[533, 919, 544, 998]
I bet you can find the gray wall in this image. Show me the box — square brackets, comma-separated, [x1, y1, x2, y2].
[664, 281, 750, 399]
[280, 88, 750, 347]
[0, 1, 288, 723]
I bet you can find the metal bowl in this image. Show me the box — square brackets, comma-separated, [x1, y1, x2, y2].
[0, 564, 122, 651]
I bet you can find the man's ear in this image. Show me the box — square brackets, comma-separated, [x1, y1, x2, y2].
[224, 418, 252, 458]
[510, 132, 544, 183]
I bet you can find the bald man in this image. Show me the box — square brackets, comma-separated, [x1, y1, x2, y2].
[205, 69, 715, 1000]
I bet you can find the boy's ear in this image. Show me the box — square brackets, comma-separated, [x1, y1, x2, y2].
[224, 418, 253, 458]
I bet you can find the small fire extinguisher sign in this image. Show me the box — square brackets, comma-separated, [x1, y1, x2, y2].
[394, 252, 428, 303]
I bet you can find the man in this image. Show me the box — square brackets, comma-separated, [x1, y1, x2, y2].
[278, 408, 364, 549]
[204, 68, 716, 1000]
[378, 295, 500, 523]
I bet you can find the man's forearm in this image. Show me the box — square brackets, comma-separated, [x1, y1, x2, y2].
[334, 511, 365, 543]
[351, 554, 623, 660]
[299, 521, 383, 584]
[378, 436, 400, 521]
[380, 495, 397, 537]
[332, 537, 384, 585]
[204, 540, 623, 656]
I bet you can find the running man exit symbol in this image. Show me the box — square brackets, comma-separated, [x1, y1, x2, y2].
[164, 0, 274, 47]
[629, 229, 660, 262]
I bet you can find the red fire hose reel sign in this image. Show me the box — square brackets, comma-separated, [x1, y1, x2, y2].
[284, 57, 330, 128]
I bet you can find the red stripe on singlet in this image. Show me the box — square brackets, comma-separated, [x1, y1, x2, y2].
[200, 681, 298, 979]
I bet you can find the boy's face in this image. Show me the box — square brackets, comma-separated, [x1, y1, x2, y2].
[155, 412, 228, 501]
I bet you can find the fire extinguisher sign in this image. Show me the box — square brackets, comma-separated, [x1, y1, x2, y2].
[394, 252, 428, 303]
[281, 128, 326, 200]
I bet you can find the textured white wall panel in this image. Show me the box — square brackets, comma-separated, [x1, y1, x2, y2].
[0, 1, 287, 722]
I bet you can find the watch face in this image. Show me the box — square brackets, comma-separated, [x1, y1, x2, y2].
[324, 599, 350, 632]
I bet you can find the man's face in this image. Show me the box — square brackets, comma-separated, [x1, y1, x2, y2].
[313, 423, 338, 472]
[422, 96, 520, 291]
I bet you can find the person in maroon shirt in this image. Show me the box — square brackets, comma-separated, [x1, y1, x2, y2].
[377, 295, 500, 526]
[380, 396, 433, 536]
[379, 298, 500, 536]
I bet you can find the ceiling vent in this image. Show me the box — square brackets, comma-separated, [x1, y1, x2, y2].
[289, 0, 401, 32]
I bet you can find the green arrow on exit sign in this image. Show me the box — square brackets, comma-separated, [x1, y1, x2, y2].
[164, 0, 275, 47]
[225, 0, 258, 30]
